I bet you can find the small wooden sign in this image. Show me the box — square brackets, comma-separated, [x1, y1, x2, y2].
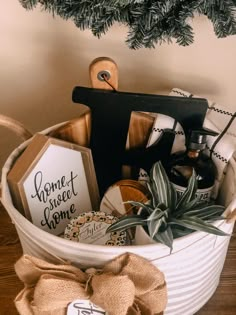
[7, 133, 100, 235]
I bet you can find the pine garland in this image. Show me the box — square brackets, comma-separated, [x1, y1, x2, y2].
[19, 0, 236, 49]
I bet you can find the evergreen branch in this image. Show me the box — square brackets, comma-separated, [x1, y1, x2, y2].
[19, 0, 236, 49]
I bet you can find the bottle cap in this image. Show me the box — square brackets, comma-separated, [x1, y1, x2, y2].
[188, 128, 218, 150]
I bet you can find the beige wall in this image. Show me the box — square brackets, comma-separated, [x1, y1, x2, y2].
[0, 1, 236, 168]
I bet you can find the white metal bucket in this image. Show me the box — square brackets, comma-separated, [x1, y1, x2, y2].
[1, 122, 236, 315]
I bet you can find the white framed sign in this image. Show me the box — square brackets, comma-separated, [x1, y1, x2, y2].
[7, 133, 100, 235]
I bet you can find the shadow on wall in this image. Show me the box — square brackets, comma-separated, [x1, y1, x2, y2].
[1, 4, 225, 127]
[1, 2, 235, 170]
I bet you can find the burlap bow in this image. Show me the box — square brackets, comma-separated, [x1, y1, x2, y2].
[14, 253, 167, 315]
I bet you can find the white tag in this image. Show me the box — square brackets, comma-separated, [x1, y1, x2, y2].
[67, 299, 108, 315]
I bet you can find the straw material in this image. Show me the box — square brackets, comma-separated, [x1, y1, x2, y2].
[14, 253, 167, 315]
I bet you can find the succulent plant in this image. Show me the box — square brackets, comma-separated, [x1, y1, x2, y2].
[106, 161, 228, 250]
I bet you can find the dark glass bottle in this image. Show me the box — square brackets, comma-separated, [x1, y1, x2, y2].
[165, 128, 218, 203]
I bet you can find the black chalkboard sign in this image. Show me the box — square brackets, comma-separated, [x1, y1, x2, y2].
[72, 87, 208, 195]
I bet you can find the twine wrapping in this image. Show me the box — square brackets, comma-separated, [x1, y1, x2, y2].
[14, 253, 167, 315]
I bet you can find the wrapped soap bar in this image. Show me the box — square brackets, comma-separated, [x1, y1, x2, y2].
[64, 211, 128, 246]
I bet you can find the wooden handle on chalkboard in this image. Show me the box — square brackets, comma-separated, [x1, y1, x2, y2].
[89, 57, 119, 90]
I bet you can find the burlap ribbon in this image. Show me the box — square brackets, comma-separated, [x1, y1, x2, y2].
[14, 253, 167, 315]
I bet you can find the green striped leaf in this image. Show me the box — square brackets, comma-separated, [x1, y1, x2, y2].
[147, 208, 169, 238]
[123, 201, 153, 215]
[184, 205, 225, 219]
[147, 181, 158, 208]
[106, 215, 146, 233]
[153, 226, 173, 250]
[148, 216, 164, 238]
[172, 226, 194, 238]
[150, 161, 173, 208]
[176, 170, 197, 210]
[146, 207, 165, 222]
[206, 216, 226, 222]
[174, 197, 198, 216]
[170, 181, 177, 210]
[170, 216, 229, 236]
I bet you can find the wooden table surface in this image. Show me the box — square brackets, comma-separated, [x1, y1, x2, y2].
[0, 202, 235, 315]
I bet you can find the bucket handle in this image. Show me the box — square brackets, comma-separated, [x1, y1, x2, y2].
[0, 114, 32, 141]
[0, 114, 32, 197]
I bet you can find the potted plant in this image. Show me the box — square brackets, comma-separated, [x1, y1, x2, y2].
[107, 161, 228, 249]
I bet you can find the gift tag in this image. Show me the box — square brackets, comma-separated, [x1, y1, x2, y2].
[67, 299, 108, 315]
